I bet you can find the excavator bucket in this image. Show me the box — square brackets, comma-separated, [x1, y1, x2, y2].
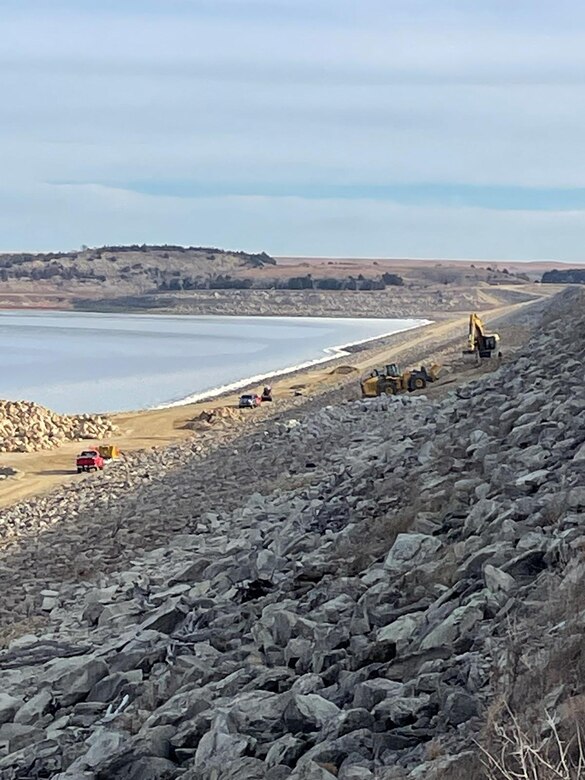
[462, 349, 480, 364]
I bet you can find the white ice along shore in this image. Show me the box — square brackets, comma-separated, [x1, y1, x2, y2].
[154, 318, 433, 409]
[0, 311, 431, 414]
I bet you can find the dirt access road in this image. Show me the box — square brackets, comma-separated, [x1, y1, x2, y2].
[0, 289, 557, 509]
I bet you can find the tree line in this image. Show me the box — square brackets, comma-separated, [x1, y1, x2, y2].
[542, 269, 585, 284]
[158, 272, 404, 292]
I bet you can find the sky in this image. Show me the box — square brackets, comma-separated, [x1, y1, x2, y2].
[1, 0, 585, 260]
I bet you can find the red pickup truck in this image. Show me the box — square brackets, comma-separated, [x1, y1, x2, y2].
[76, 449, 105, 474]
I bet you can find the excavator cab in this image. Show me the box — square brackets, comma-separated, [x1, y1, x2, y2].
[478, 334, 499, 357]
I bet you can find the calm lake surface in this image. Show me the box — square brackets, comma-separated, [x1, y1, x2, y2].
[0, 311, 429, 414]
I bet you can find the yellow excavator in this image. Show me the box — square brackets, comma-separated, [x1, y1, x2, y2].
[463, 313, 501, 360]
[360, 363, 441, 397]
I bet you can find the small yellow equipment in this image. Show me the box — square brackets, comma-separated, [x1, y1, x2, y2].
[463, 313, 500, 361]
[360, 363, 441, 397]
[98, 445, 120, 460]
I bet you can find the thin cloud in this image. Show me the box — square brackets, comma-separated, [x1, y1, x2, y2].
[1, 1, 585, 256]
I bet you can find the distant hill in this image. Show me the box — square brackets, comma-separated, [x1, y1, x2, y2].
[0, 244, 276, 296]
[0, 247, 545, 301]
[0, 245, 409, 303]
[0, 245, 548, 315]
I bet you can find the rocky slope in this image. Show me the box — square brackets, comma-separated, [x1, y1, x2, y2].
[0, 289, 583, 779]
[0, 400, 117, 453]
[83, 285, 538, 319]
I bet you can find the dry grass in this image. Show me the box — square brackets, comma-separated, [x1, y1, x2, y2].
[500, 574, 585, 715]
[475, 563, 585, 779]
[0, 615, 47, 649]
[479, 704, 585, 780]
[425, 739, 444, 761]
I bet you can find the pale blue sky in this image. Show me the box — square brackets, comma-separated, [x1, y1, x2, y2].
[2, 0, 585, 259]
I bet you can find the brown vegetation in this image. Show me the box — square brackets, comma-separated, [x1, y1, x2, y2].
[1, 244, 573, 315]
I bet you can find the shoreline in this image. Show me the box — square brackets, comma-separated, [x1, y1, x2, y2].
[0, 310, 430, 415]
[154, 317, 432, 410]
[0, 293, 552, 509]
[0, 314, 449, 509]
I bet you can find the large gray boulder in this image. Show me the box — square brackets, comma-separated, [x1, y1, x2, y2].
[383, 534, 442, 574]
[420, 599, 484, 650]
[376, 613, 422, 652]
[568, 487, 585, 508]
[52, 656, 110, 706]
[0, 693, 22, 726]
[290, 760, 338, 779]
[265, 733, 306, 767]
[61, 727, 129, 773]
[0, 721, 45, 753]
[193, 714, 253, 774]
[138, 598, 186, 634]
[353, 680, 404, 711]
[373, 694, 431, 728]
[483, 563, 516, 595]
[113, 757, 177, 780]
[442, 689, 478, 726]
[14, 688, 53, 725]
[229, 691, 287, 739]
[283, 694, 340, 733]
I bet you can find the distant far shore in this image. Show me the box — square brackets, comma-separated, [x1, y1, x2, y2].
[0, 244, 577, 320]
[0, 282, 551, 322]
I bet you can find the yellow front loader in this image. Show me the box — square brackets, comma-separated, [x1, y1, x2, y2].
[360, 363, 441, 397]
[98, 445, 121, 460]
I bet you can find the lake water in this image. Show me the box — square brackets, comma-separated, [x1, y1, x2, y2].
[0, 311, 430, 414]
